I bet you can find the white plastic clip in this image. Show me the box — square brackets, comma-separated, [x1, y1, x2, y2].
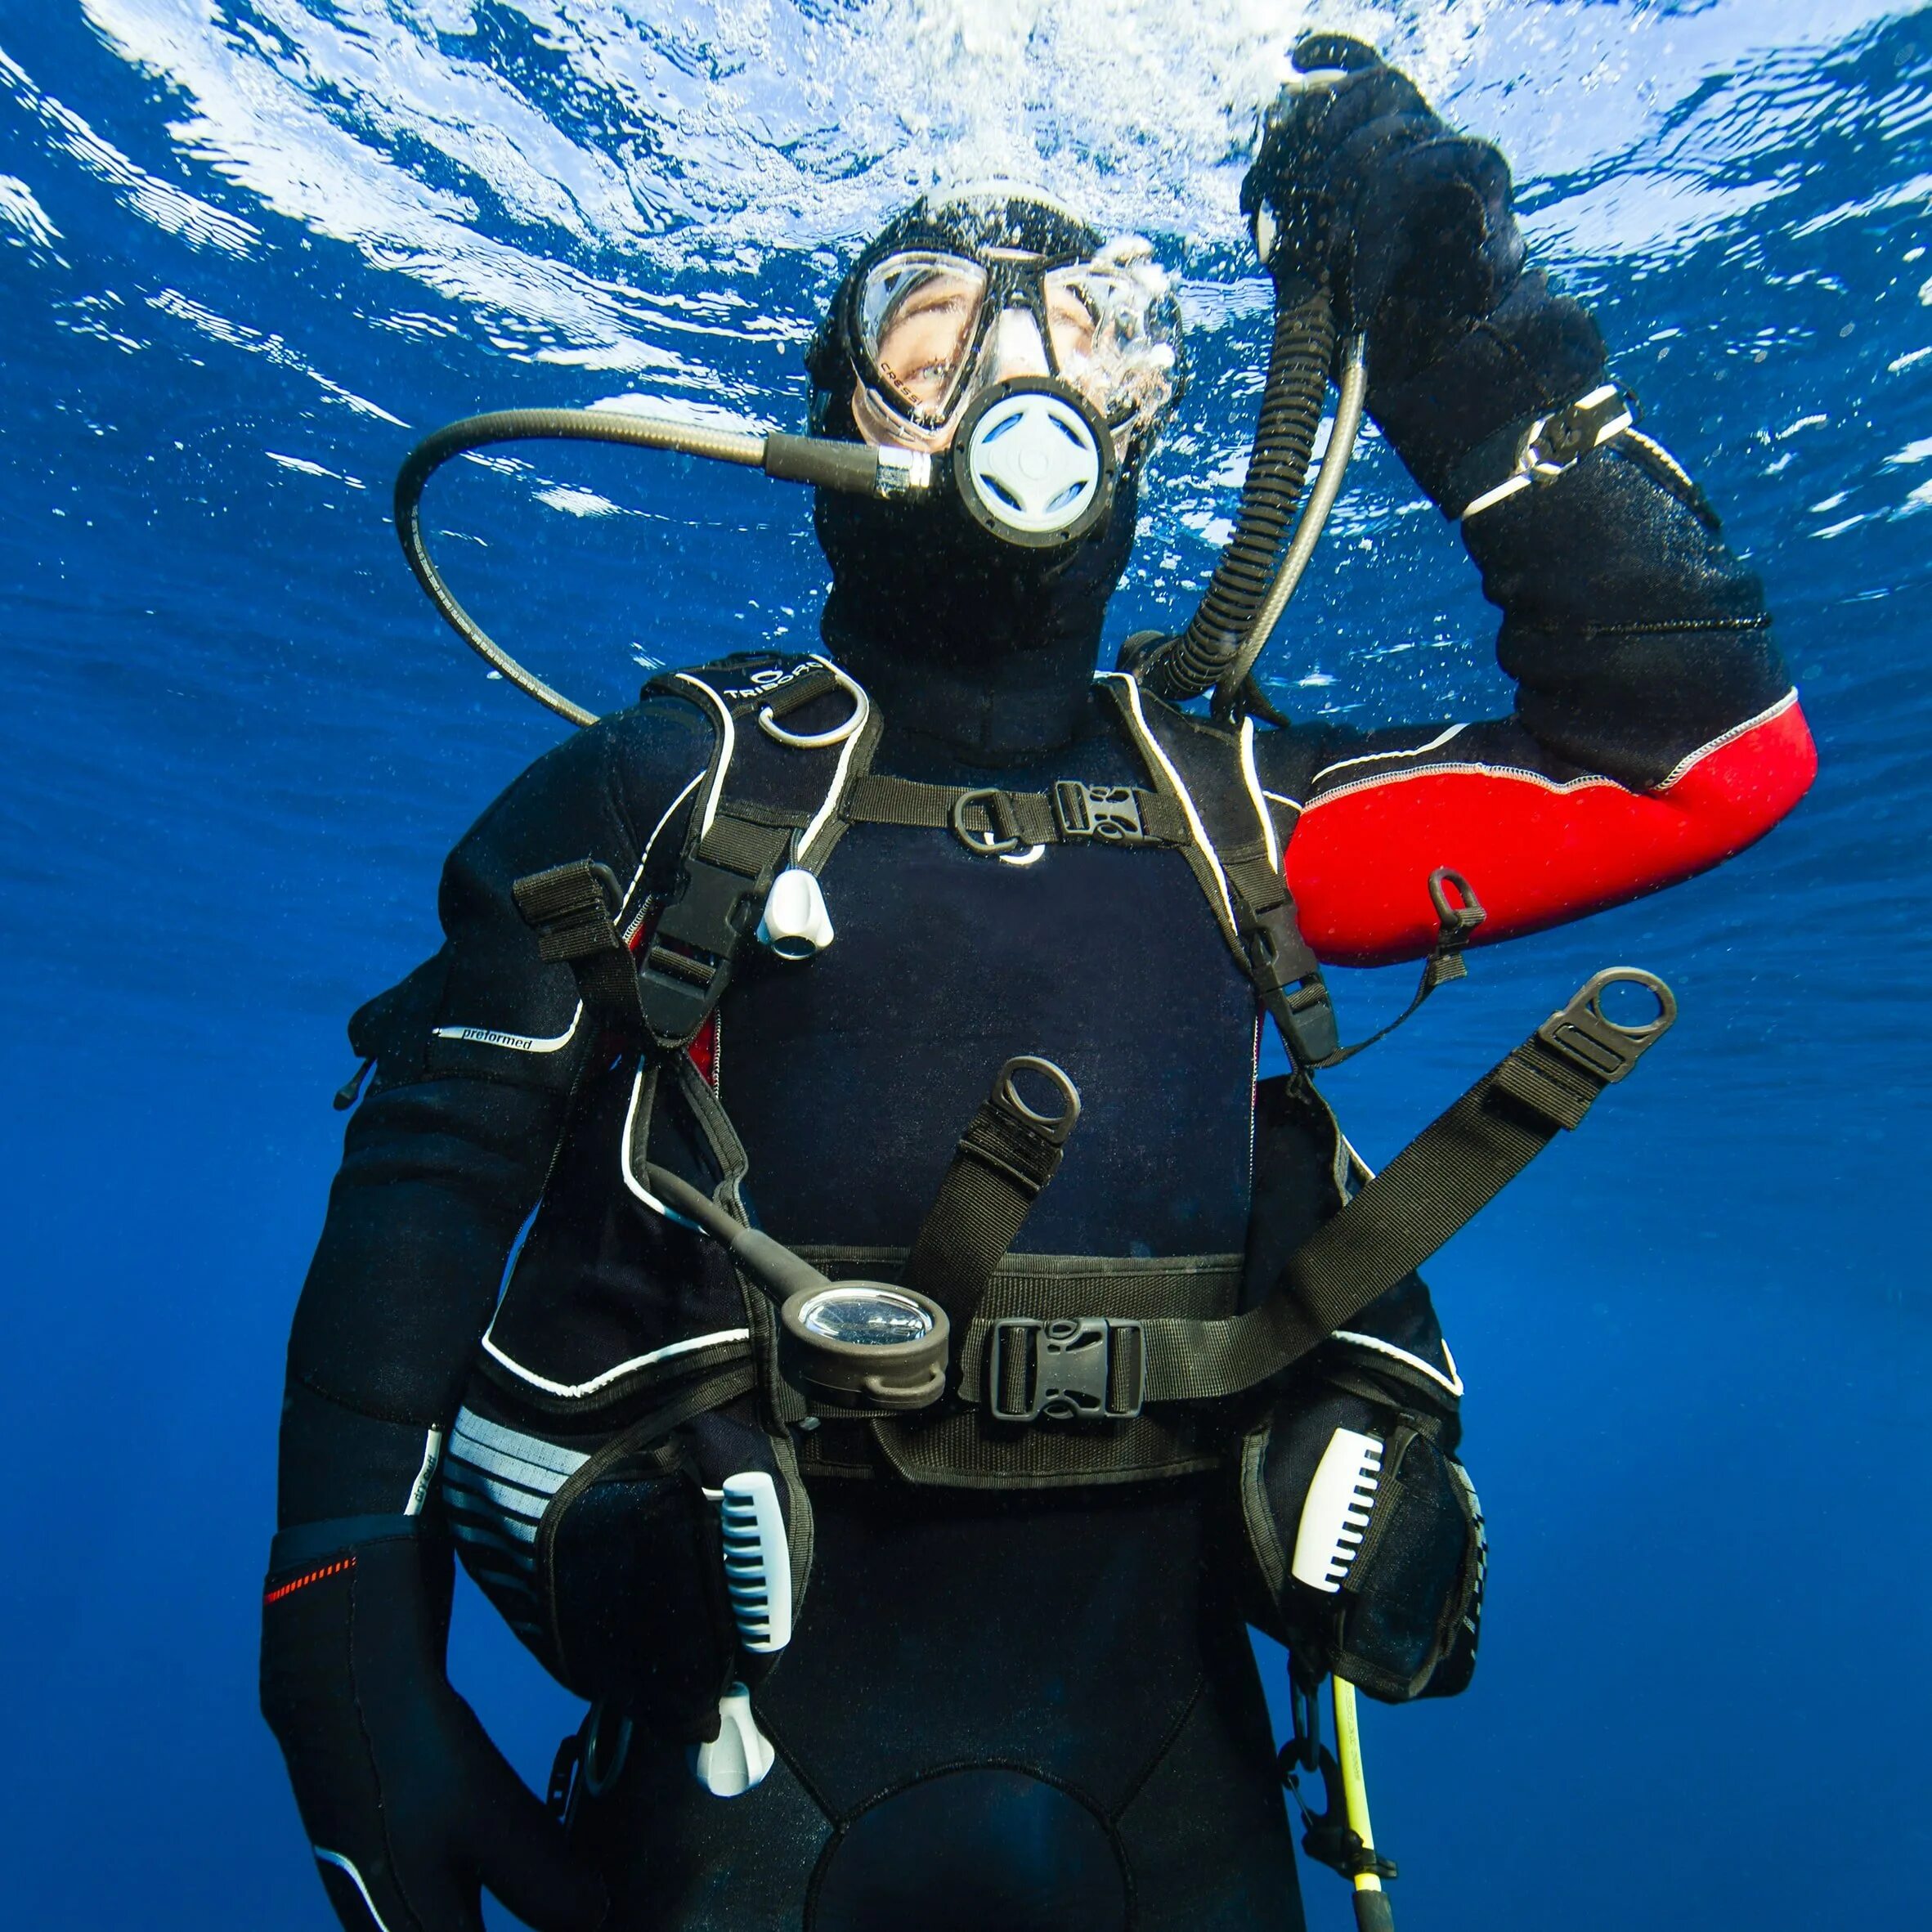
[757, 868, 834, 960]
[690, 1683, 775, 1797]
[719, 1472, 793, 1652]
[1290, 1426, 1383, 1594]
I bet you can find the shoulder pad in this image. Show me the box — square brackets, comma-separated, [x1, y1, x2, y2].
[645, 652, 837, 719]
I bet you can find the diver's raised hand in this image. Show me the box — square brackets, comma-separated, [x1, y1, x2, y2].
[261, 1522, 608, 1932]
[1241, 35, 1525, 383]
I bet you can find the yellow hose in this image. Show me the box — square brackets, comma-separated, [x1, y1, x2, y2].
[1332, 1677, 1381, 1894]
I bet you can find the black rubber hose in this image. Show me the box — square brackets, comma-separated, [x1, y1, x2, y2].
[1139, 285, 1336, 701]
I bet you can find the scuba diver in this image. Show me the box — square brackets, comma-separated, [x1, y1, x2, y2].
[261, 38, 1815, 1932]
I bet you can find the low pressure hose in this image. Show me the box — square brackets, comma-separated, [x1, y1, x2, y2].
[393, 406, 931, 728]
[1135, 284, 1336, 703]
[1210, 330, 1369, 716]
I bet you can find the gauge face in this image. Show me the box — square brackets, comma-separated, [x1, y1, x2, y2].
[798, 1286, 935, 1347]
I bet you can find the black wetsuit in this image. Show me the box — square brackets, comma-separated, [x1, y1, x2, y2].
[270, 410, 1807, 1930]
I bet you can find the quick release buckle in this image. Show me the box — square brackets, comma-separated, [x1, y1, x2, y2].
[988, 1316, 1145, 1423]
[1052, 781, 1147, 845]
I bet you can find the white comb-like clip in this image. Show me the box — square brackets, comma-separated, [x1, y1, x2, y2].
[719, 1472, 792, 1653]
[1290, 1427, 1384, 1595]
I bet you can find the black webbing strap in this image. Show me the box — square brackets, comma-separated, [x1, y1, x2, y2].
[511, 860, 647, 1040]
[1216, 833, 1342, 1070]
[1093, 676, 1343, 1074]
[900, 1056, 1083, 1329]
[844, 773, 1190, 854]
[1127, 968, 1677, 1402]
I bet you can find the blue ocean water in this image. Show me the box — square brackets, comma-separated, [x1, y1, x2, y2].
[2, 2, 1927, 1925]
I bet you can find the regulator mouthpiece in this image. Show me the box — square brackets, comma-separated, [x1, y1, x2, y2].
[952, 377, 1116, 549]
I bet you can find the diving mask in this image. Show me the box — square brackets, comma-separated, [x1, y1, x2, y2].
[848, 235, 1184, 459]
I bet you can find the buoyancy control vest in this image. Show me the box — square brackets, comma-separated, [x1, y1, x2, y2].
[435, 648, 1674, 1752]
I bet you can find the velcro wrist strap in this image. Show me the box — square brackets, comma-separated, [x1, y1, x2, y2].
[1455, 383, 1636, 521]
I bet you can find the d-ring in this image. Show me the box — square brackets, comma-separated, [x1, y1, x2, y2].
[996, 1055, 1083, 1144]
[758, 657, 869, 747]
[580, 1702, 634, 1798]
[952, 787, 1023, 855]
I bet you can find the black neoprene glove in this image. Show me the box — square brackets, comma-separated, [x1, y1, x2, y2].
[261, 1517, 608, 1932]
[1260, 1365, 1484, 1705]
[1241, 34, 1609, 509]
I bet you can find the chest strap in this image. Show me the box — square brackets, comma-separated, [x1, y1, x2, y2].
[843, 773, 1190, 854]
[594, 966, 1674, 1486]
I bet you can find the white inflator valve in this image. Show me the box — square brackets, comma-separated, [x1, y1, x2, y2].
[690, 1683, 775, 1798]
[757, 867, 834, 959]
[1290, 1426, 1384, 1594]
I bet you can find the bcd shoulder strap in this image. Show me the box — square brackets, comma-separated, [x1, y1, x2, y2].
[513, 651, 880, 1056]
[1097, 672, 1341, 1070]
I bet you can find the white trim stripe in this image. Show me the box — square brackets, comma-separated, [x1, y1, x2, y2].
[799, 656, 873, 864]
[1306, 758, 1625, 811]
[1239, 715, 1280, 872]
[674, 673, 735, 838]
[479, 1326, 753, 1401]
[1657, 687, 1799, 791]
[1329, 1329, 1466, 1399]
[1101, 672, 1235, 936]
[313, 1849, 395, 1932]
[1303, 690, 1800, 814]
[622, 769, 706, 935]
[1309, 723, 1467, 789]
[433, 1002, 582, 1055]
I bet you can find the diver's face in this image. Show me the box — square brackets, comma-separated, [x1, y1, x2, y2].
[860, 276, 1100, 452]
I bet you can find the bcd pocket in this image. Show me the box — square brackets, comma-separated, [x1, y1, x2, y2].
[441, 1392, 747, 1744]
[1252, 1401, 1486, 1704]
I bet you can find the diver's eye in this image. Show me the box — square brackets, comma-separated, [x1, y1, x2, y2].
[1047, 289, 1098, 368]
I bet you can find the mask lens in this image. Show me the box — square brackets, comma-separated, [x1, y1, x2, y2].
[1045, 253, 1182, 437]
[858, 253, 988, 423]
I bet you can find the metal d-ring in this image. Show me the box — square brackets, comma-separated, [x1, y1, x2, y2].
[757, 657, 869, 748]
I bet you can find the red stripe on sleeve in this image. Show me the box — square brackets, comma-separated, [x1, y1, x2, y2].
[1286, 697, 1818, 966]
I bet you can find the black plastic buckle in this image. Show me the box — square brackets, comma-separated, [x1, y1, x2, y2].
[1244, 903, 1340, 1067]
[1052, 781, 1147, 845]
[988, 1316, 1145, 1423]
[951, 787, 1023, 856]
[1535, 967, 1677, 1085]
[635, 854, 764, 1043]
